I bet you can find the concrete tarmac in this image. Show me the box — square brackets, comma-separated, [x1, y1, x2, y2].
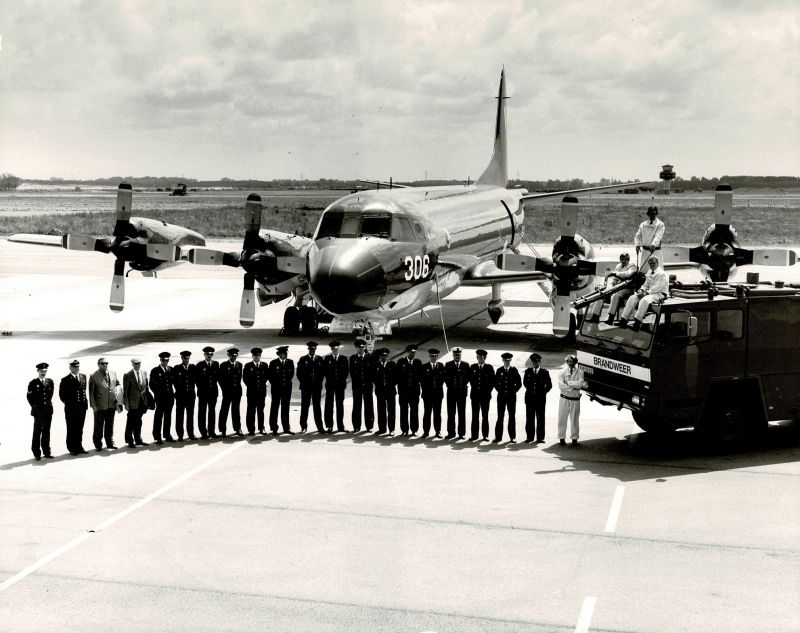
[0, 240, 798, 632]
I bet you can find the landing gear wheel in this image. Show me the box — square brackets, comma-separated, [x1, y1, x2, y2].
[488, 307, 504, 324]
[283, 306, 300, 335]
[300, 306, 318, 333]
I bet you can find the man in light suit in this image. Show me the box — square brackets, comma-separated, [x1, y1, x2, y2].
[59, 359, 89, 455]
[123, 358, 151, 448]
[88, 357, 120, 451]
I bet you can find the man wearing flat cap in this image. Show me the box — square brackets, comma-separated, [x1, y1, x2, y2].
[372, 348, 396, 435]
[420, 349, 445, 438]
[493, 352, 521, 443]
[395, 344, 422, 436]
[88, 357, 120, 451]
[297, 341, 324, 433]
[244, 347, 269, 435]
[524, 353, 552, 444]
[150, 352, 175, 444]
[323, 341, 349, 432]
[218, 348, 244, 437]
[172, 351, 196, 441]
[123, 358, 151, 448]
[444, 347, 469, 439]
[195, 346, 220, 439]
[269, 346, 294, 434]
[27, 362, 54, 460]
[469, 349, 494, 441]
[59, 359, 88, 455]
[349, 339, 374, 432]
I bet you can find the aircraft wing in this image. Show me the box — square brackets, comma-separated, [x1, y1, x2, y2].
[8, 233, 65, 247]
[521, 181, 654, 201]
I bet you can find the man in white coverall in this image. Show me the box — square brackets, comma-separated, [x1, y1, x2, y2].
[635, 206, 665, 267]
[585, 252, 639, 324]
[557, 355, 586, 446]
[618, 257, 669, 331]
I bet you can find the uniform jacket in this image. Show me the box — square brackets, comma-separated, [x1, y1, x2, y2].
[444, 360, 469, 394]
[395, 356, 422, 395]
[494, 366, 522, 396]
[194, 359, 220, 398]
[372, 360, 396, 396]
[149, 365, 174, 402]
[243, 360, 269, 397]
[348, 353, 373, 392]
[297, 355, 324, 392]
[59, 372, 88, 412]
[469, 362, 495, 400]
[89, 369, 119, 410]
[523, 367, 552, 402]
[123, 368, 151, 410]
[268, 358, 295, 392]
[218, 360, 243, 394]
[172, 363, 196, 400]
[420, 361, 444, 398]
[558, 366, 586, 399]
[27, 377, 54, 417]
[323, 354, 349, 389]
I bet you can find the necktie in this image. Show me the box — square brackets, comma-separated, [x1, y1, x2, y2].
[137, 371, 143, 388]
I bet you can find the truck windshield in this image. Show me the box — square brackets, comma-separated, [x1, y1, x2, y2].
[580, 310, 665, 351]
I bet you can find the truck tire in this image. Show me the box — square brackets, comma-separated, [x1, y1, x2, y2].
[698, 388, 765, 447]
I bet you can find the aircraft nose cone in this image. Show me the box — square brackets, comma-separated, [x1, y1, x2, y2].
[309, 242, 386, 314]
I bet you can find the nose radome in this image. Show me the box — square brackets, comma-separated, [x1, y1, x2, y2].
[308, 242, 386, 314]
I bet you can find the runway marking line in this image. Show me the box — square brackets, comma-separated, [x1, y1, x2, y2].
[0, 441, 246, 593]
[604, 484, 625, 533]
[575, 596, 597, 633]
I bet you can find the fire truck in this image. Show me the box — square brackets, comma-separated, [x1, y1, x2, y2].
[575, 283, 800, 443]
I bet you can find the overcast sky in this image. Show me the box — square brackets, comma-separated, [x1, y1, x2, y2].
[0, 0, 797, 182]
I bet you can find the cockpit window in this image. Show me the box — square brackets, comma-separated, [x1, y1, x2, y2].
[392, 217, 416, 241]
[360, 215, 392, 238]
[317, 211, 343, 239]
[316, 211, 396, 240]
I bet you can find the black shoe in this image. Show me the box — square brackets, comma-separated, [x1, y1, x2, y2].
[286, 430, 296, 435]
[44, 454, 54, 458]
[271, 430, 278, 436]
[235, 431, 244, 437]
[259, 430, 267, 435]
[247, 432, 255, 436]
[492, 439, 500, 444]
[630, 320, 642, 332]
[188, 435, 196, 440]
[510, 439, 517, 444]
[95, 447, 104, 452]
[69, 451, 78, 456]
[78, 448, 89, 454]
[483, 436, 488, 441]
[107, 444, 118, 450]
[221, 432, 227, 438]
[435, 433, 442, 439]
[164, 436, 175, 443]
[300, 427, 306, 434]
[445, 434, 455, 440]
[605, 315, 615, 325]
[34, 455, 41, 461]
[388, 431, 395, 436]
[208, 432, 218, 438]
[572, 439, 579, 446]
[559, 439, 566, 446]
[127, 443, 136, 449]
[618, 319, 629, 329]
[421, 433, 429, 438]
[469, 437, 478, 442]
[155, 440, 163, 445]
[524, 439, 533, 444]
[200, 434, 209, 440]
[411, 432, 417, 437]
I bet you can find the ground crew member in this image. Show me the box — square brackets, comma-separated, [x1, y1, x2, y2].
[27, 362, 54, 460]
[395, 344, 422, 436]
[634, 206, 665, 267]
[172, 351, 196, 440]
[122, 358, 151, 448]
[558, 354, 586, 445]
[420, 348, 445, 438]
[493, 353, 521, 443]
[297, 341, 324, 433]
[269, 346, 294, 434]
[59, 359, 88, 455]
[373, 348, 396, 435]
[469, 349, 494, 441]
[218, 347, 244, 437]
[150, 352, 175, 444]
[585, 252, 638, 324]
[323, 341, 349, 432]
[88, 357, 119, 451]
[349, 339, 374, 432]
[618, 256, 668, 331]
[243, 347, 269, 435]
[444, 347, 469, 439]
[195, 346, 219, 439]
[523, 353, 552, 444]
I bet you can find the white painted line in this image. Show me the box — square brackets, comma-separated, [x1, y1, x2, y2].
[0, 441, 246, 592]
[604, 484, 625, 533]
[575, 596, 597, 633]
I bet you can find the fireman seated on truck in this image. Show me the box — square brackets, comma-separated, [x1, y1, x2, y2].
[618, 257, 668, 332]
[585, 252, 638, 325]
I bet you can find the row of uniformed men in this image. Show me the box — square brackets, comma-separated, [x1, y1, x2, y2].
[26, 340, 586, 460]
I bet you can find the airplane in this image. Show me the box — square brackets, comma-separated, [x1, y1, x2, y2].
[9, 70, 650, 337]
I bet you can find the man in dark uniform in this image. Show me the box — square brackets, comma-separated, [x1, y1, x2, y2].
[372, 348, 396, 436]
[243, 347, 269, 435]
[59, 359, 88, 455]
[218, 347, 244, 437]
[123, 358, 151, 448]
[195, 346, 220, 439]
[444, 347, 469, 439]
[323, 341, 349, 432]
[469, 349, 495, 442]
[395, 344, 422, 436]
[420, 348, 444, 438]
[27, 362, 54, 460]
[493, 352, 522, 443]
[268, 345, 294, 434]
[172, 351, 196, 441]
[524, 352, 552, 444]
[150, 352, 175, 444]
[297, 341, 324, 433]
[348, 339, 374, 432]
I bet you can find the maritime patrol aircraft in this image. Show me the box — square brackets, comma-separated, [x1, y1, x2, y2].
[10, 71, 648, 337]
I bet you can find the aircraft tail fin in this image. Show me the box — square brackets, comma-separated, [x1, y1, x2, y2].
[476, 69, 508, 188]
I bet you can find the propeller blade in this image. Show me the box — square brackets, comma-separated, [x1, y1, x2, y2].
[145, 244, 180, 262]
[240, 273, 256, 327]
[662, 246, 709, 266]
[62, 234, 108, 253]
[187, 248, 240, 267]
[713, 183, 734, 226]
[243, 194, 263, 250]
[736, 248, 798, 267]
[110, 259, 125, 312]
[559, 196, 579, 237]
[581, 260, 618, 277]
[552, 292, 572, 337]
[113, 183, 134, 237]
[495, 253, 552, 272]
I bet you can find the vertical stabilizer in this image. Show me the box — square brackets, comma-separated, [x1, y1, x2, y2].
[476, 69, 508, 188]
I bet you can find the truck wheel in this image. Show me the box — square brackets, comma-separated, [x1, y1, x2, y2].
[632, 411, 655, 432]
